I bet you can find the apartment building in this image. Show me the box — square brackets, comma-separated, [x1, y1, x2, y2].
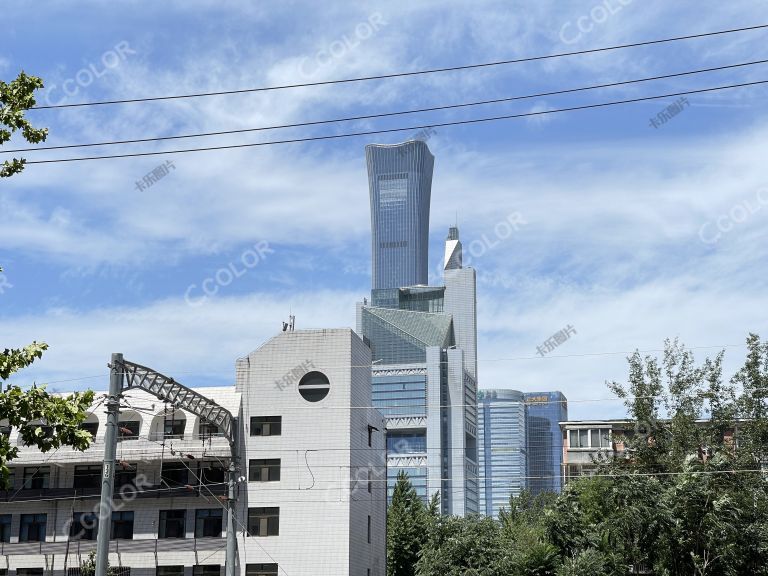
[0, 328, 386, 576]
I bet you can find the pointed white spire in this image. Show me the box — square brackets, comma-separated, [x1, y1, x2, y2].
[444, 226, 462, 270]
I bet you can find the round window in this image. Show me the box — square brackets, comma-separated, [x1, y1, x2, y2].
[298, 371, 330, 402]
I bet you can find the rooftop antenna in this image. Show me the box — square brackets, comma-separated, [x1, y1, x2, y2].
[283, 309, 295, 332]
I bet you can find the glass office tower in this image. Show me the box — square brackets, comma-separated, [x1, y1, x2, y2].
[360, 141, 478, 515]
[523, 391, 568, 494]
[477, 389, 528, 518]
[366, 141, 434, 291]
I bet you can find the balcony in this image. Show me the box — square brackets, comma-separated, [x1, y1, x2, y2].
[8, 435, 231, 465]
[0, 537, 225, 556]
[0, 482, 226, 503]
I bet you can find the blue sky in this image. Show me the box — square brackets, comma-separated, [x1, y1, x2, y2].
[1, 0, 767, 419]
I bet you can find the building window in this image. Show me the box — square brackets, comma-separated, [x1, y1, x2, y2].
[111, 511, 134, 540]
[118, 420, 140, 441]
[195, 509, 223, 538]
[192, 567, 220, 576]
[22, 466, 50, 489]
[245, 565, 278, 576]
[591, 428, 611, 449]
[199, 421, 221, 439]
[367, 515, 371, 543]
[367, 469, 372, 493]
[200, 463, 226, 485]
[247, 507, 279, 536]
[2, 468, 14, 491]
[80, 421, 99, 438]
[17, 570, 44, 576]
[569, 429, 590, 448]
[73, 465, 102, 489]
[163, 415, 186, 439]
[161, 462, 189, 487]
[250, 416, 281, 437]
[569, 428, 611, 449]
[115, 463, 138, 490]
[0, 514, 11, 542]
[387, 432, 426, 454]
[19, 513, 47, 542]
[113, 569, 131, 576]
[157, 567, 184, 576]
[70, 512, 98, 540]
[298, 371, 330, 402]
[159, 510, 186, 539]
[248, 459, 280, 482]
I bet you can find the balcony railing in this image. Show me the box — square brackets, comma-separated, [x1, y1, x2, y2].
[0, 482, 226, 502]
[0, 537, 225, 556]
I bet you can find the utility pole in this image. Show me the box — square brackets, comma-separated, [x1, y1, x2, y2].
[226, 434, 238, 576]
[96, 353, 123, 576]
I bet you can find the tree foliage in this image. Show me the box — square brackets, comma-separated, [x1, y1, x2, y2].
[78, 550, 118, 576]
[388, 334, 768, 576]
[0, 71, 48, 177]
[1, 267, 94, 488]
[388, 472, 437, 576]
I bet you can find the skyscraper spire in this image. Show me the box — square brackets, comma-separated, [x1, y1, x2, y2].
[444, 225, 462, 270]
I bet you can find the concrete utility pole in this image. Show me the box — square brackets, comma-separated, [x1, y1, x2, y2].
[226, 449, 238, 576]
[95, 353, 123, 576]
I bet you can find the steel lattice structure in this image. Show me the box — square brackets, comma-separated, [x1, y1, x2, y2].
[118, 359, 235, 443]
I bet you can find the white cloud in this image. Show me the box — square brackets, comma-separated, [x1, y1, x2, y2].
[3, 0, 768, 418]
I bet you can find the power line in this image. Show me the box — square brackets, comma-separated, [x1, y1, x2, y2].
[5, 469, 765, 506]
[29, 23, 768, 110]
[171, 452, 289, 576]
[8, 58, 767, 154]
[23, 79, 768, 165]
[19, 343, 749, 390]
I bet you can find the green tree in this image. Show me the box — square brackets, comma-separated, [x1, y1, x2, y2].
[1, 71, 48, 177]
[733, 333, 768, 466]
[565, 335, 768, 575]
[387, 472, 432, 576]
[500, 490, 561, 575]
[416, 514, 509, 576]
[79, 550, 118, 576]
[1, 273, 94, 489]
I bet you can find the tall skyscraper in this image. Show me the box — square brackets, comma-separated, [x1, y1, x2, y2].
[366, 141, 434, 292]
[443, 227, 477, 381]
[477, 389, 528, 518]
[524, 391, 568, 494]
[357, 140, 478, 516]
